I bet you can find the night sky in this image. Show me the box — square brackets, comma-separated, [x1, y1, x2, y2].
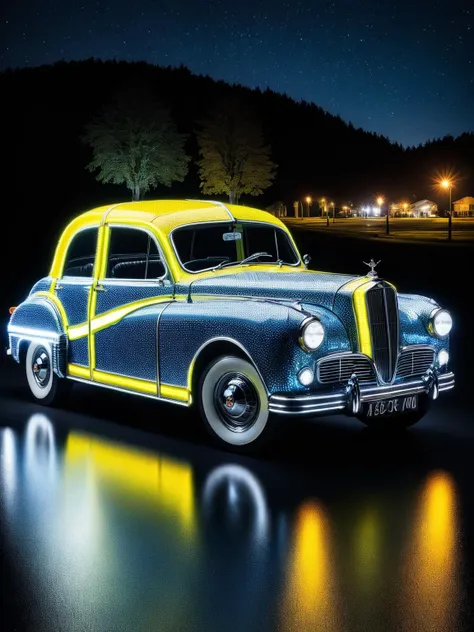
[1, 0, 472, 146]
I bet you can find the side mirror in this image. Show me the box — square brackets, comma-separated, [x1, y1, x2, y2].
[303, 254, 311, 268]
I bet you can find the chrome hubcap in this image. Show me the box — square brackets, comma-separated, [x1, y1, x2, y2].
[214, 372, 259, 432]
[32, 347, 50, 388]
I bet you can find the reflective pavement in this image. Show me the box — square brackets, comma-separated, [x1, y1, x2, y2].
[1, 367, 473, 632]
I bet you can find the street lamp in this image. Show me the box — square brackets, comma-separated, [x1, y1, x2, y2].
[305, 196, 312, 218]
[440, 178, 453, 241]
[320, 198, 329, 225]
[331, 201, 335, 223]
[377, 196, 389, 235]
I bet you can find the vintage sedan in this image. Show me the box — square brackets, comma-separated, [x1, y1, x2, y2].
[7, 200, 454, 448]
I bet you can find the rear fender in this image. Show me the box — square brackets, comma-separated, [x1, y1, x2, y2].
[7, 297, 67, 377]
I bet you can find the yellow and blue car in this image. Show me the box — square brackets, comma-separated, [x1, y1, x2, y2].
[7, 200, 454, 448]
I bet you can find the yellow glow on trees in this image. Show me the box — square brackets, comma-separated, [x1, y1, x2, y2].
[196, 98, 277, 204]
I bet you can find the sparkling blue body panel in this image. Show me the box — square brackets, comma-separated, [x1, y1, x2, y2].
[94, 281, 173, 315]
[187, 270, 356, 308]
[54, 279, 91, 326]
[30, 277, 54, 295]
[8, 296, 65, 363]
[397, 293, 449, 355]
[9, 298, 63, 334]
[69, 338, 89, 367]
[158, 299, 350, 393]
[94, 304, 168, 381]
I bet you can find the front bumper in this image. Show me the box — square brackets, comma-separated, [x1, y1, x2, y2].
[268, 370, 455, 415]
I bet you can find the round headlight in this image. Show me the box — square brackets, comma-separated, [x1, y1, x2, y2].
[431, 309, 452, 338]
[300, 318, 325, 351]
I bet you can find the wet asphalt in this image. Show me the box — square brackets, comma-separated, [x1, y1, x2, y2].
[1, 361, 473, 632]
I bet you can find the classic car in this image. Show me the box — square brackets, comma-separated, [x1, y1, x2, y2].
[6, 200, 454, 449]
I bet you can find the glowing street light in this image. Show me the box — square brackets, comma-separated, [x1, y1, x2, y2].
[376, 196, 390, 235]
[305, 196, 312, 218]
[330, 201, 335, 223]
[438, 177, 454, 241]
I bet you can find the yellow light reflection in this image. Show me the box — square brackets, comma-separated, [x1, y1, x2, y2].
[400, 471, 460, 632]
[65, 433, 195, 538]
[355, 508, 380, 587]
[279, 500, 341, 631]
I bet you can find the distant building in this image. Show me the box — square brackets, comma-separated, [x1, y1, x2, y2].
[410, 199, 438, 217]
[453, 197, 474, 217]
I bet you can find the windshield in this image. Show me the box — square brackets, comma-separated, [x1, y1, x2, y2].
[171, 222, 300, 273]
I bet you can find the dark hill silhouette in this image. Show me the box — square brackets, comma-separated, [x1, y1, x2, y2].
[3, 59, 472, 218]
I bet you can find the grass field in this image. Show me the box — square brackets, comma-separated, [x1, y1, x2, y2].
[282, 217, 474, 244]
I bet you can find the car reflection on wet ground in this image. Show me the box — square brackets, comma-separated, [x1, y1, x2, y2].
[1, 364, 473, 632]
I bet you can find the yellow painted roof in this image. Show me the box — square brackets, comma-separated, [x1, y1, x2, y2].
[78, 200, 285, 233]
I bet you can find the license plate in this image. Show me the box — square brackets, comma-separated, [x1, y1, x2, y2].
[363, 395, 419, 417]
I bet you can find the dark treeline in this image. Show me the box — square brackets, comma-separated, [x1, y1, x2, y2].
[2, 59, 473, 218]
[1, 60, 473, 269]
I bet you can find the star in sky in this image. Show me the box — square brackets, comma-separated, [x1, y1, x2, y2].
[1, 0, 472, 146]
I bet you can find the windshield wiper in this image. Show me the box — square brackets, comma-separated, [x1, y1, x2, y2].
[213, 252, 272, 271]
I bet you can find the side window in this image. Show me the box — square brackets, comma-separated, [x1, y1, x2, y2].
[106, 227, 166, 280]
[63, 227, 98, 277]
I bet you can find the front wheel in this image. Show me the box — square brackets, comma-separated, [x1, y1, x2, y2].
[357, 395, 430, 429]
[198, 355, 271, 449]
[25, 341, 71, 406]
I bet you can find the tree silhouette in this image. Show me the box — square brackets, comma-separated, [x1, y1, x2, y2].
[196, 98, 277, 204]
[82, 90, 190, 200]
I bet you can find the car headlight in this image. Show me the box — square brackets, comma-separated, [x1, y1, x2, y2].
[429, 308, 453, 338]
[299, 318, 325, 352]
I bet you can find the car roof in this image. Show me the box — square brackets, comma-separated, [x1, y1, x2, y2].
[77, 200, 286, 234]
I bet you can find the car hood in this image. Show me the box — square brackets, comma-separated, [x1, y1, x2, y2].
[188, 269, 360, 309]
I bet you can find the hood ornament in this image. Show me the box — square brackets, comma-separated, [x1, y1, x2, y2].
[363, 258, 381, 278]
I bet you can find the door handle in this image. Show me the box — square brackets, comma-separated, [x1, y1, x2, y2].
[94, 285, 108, 293]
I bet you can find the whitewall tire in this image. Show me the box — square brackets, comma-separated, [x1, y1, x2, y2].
[199, 355, 270, 448]
[25, 341, 68, 406]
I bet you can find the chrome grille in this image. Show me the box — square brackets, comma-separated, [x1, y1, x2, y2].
[396, 347, 435, 378]
[318, 355, 376, 384]
[366, 283, 399, 382]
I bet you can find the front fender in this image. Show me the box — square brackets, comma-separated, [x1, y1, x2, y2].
[158, 299, 351, 394]
[398, 293, 449, 354]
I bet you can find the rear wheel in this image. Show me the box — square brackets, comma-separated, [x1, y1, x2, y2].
[198, 355, 271, 449]
[25, 341, 71, 406]
[357, 395, 430, 429]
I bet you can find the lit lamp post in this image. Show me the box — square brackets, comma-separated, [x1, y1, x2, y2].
[331, 201, 335, 223]
[321, 198, 329, 225]
[305, 196, 312, 218]
[403, 202, 409, 216]
[377, 196, 388, 235]
[440, 178, 453, 241]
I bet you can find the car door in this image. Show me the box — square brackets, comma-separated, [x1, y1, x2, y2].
[53, 225, 99, 373]
[91, 224, 174, 391]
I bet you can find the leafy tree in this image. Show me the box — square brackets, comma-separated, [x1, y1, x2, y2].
[83, 91, 190, 200]
[196, 99, 277, 204]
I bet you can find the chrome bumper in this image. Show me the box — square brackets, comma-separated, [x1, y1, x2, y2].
[268, 371, 455, 415]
